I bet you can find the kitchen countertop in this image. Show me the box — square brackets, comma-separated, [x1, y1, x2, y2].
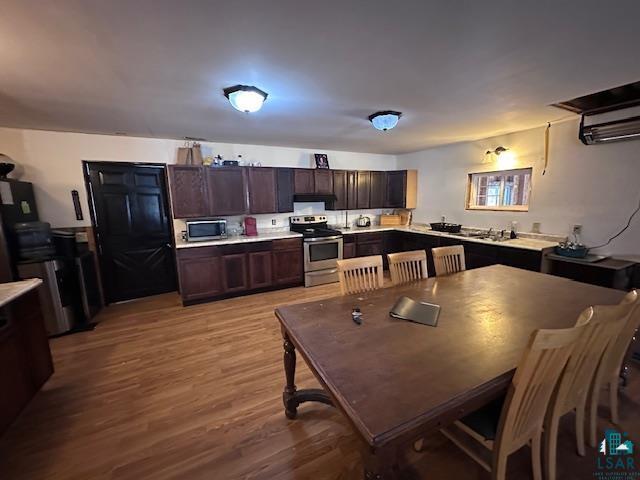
[0, 278, 43, 308]
[175, 230, 303, 249]
[334, 225, 559, 252]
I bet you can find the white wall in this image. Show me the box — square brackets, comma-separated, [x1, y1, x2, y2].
[0, 127, 397, 229]
[397, 119, 640, 257]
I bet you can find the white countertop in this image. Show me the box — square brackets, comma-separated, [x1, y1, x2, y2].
[0, 278, 42, 308]
[175, 231, 303, 249]
[334, 225, 559, 251]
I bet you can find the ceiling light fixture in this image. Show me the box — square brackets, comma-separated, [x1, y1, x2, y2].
[223, 85, 268, 113]
[369, 111, 402, 131]
[486, 146, 509, 156]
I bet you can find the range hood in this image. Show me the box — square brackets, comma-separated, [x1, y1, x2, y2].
[293, 193, 337, 203]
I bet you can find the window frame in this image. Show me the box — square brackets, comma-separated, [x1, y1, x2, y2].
[465, 167, 532, 212]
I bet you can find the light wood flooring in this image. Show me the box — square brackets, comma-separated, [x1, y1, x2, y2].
[0, 281, 638, 479]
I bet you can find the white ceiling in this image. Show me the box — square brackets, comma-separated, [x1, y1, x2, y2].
[1, 0, 639, 154]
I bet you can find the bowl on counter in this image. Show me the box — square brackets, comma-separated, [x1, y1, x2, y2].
[429, 222, 462, 233]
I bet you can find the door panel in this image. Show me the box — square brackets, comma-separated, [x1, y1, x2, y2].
[314, 170, 333, 194]
[272, 249, 303, 285]
[331, 170, 348, 210]
[222, 254, 249, 292]
[249, 251, 273, 289]
[347, 171, 358, 210]
[370, 171, 387, 208]
[294, 169, 314, 194]
[385, 171, 407, 208]
[167, 166, 208, 218]
[87, 163, 176, 303]
[207, 168, 248, 216]
[248, 168, 277, 214]
[356, 171, 371, 209]
[177, 255, 223, 301]
[276, 168, 295, 213]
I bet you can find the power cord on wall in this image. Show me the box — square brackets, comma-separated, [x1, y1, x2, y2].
[590, 191, 640, 250]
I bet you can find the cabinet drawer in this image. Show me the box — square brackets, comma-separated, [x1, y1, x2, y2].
[219, 244, 246, 256]
[245, 241, 272, 253]
[272, 238, 302, 251]
[176, 246, 219, 259]
[356, 232, 384, 244]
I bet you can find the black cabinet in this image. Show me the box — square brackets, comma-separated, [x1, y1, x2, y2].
[331, 170, 348, 210]
[385, 171, 407, 208]
[498, 247, 542, 272]
[356, 171, 371, 209]
[370, 171, 387, 208]
[276, 168, 295, 213]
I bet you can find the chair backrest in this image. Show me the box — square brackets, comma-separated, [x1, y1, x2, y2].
[496, 324, 586, 450]
[432, 245, 466, 276]
[554, 302, 632, 414]
[387, 250, 428, 286]
[599, 290, 639, 379]
[336, 255, 384, 295]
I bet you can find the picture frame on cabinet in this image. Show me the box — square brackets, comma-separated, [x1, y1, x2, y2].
[314, 153, 330, 169]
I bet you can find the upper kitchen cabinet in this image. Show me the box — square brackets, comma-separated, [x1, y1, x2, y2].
[293, 169, 314, 194]
[276, 168, 295, 213]
[356, 171, 371, 209]
[247, 167, 277, 214]
[346, 171, 358, 210]
[331, 170, 348, 210]
[207, 167, 248, 215]
[369, 171, 387, 208]
[385, 170, 417, 209]
[314, 169, 333, 194]
[167, 165, 209, 218]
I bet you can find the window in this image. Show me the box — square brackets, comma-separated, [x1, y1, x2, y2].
[466, 168, 532, 211]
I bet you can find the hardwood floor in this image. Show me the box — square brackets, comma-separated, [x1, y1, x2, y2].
[0, 281, 638, 479]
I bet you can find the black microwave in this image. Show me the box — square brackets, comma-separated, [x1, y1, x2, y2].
[185, 219, 227, 242]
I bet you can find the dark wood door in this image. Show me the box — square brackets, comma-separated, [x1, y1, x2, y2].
[347, 171, 358, 210]
[222, 254, 249, 292]
[167, 165, 208, 218]
[248, 251, 273, 289]
[356, 171, 371, 209]
[86, 163, 176, 303]
[248, 167, 277, 214]
[176, 248, 223, 301]
[370, 171, 387, 208]
[314, 170, 333, 194]
[272, 239, 303, 285]
[331, 170, 348, 210]
[294, 169, 314, 194]
[385, 171, 407, 208]
[276, 168, 295, 213]
[207, 168, 248, 215]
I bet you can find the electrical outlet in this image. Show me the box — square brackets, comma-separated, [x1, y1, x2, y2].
[271, 219, 276, 226]
[573, 224, 582, 235]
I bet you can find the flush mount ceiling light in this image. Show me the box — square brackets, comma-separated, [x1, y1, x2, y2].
[369, 111, 402, 131]
[223, 85, 268, 113]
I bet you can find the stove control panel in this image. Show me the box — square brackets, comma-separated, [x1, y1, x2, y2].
[290, 215, 327, 224]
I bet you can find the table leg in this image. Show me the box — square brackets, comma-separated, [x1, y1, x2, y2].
[281, 330, 334, 419]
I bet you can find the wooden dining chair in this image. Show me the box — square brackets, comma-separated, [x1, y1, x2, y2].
[544, 304, 630, 480]
[588, 289, 639, 447]
[336, 255, 384, 295]
[387, 250, 428, 286]
[432, 245, 466, 276]
[440, 324, 585, 480]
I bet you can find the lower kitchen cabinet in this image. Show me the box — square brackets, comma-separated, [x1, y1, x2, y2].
[272, 243, 304, 285]
[176, 247, 224, 302]
[222, 253, 249, 292]
[343, 234, 356, 259]
[248, 251, 273, 289]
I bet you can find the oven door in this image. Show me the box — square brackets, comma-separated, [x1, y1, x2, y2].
[304, 236, 343, 272]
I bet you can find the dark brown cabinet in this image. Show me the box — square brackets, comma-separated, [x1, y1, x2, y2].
[222, 253, 249, 292]
[248, 167, 277, 214]
[370, 171, 387, 208]
[355, 232, 383, 258]
[207, 168, 248, 215]
[176, 247, 224, 301]
[356, 171, 371, 209]
[248, 251, 273, 289]
[331, 170, 348, 210]
[276, 168, 295, 213]
[347, 171, 358, 210]
[167, 165, 208, 218]
[385, 170, 408, 208]
[272, 239, 304, 285]
[343, 234, 356, 259]
[294, 169, 314, 194]
[314, 169, 333, 194]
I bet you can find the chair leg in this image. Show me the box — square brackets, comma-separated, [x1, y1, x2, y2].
[609, 377, 619, 424]
[576, 404, 586, 457]
[532, 432, 543, 480]
[544, 414, 560, 480]
[492, 450, 508, 480]
[588, 382, 600, 448]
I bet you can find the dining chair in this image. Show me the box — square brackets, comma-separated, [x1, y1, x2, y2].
[544, 303, 630, 480]
[387, 250, 428, 286]
[432, 245, 466, 276]
[439, 323, 585, 480]
[336, 255, 384, 295]
[588, 289, 639, 447]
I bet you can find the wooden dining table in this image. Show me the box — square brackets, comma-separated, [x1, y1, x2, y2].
[274, 265, 625, 479]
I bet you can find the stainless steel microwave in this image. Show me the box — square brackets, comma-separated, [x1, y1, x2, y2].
[185, 219, 227, 242]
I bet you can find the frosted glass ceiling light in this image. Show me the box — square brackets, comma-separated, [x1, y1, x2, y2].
[369, 111, 402, 131]
[223, 85, 268, 113]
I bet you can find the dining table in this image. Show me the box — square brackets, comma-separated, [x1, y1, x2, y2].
[274, 265, 626, 479]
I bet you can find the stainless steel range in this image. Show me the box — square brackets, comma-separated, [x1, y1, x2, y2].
[290, 215, 343, 287]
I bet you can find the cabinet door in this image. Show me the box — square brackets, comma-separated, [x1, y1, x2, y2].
[0, 326, 33, 434]
[222, 253, 249, 292]
[207, 168, 248, 216]
[248, 251, 273, 289]
[168, 165, 208, 218]
[343, 243, 356, 259]
[356, 241, 383, 257]
[314, 170, 333, 194]
[497, 247, 542, 272]
[276, 168, 295, 213]
[331, 170, 348, 210]
[356, 171, 371, 209]
[177, 254, 224, 301]
[272, 248, 303, 285]
[294, 169, 315, 194]
[370, 171, 387, 208]
[346, 171, 358, 210]
[248, 167, 277, 214]
[385, 170, 407, 208]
